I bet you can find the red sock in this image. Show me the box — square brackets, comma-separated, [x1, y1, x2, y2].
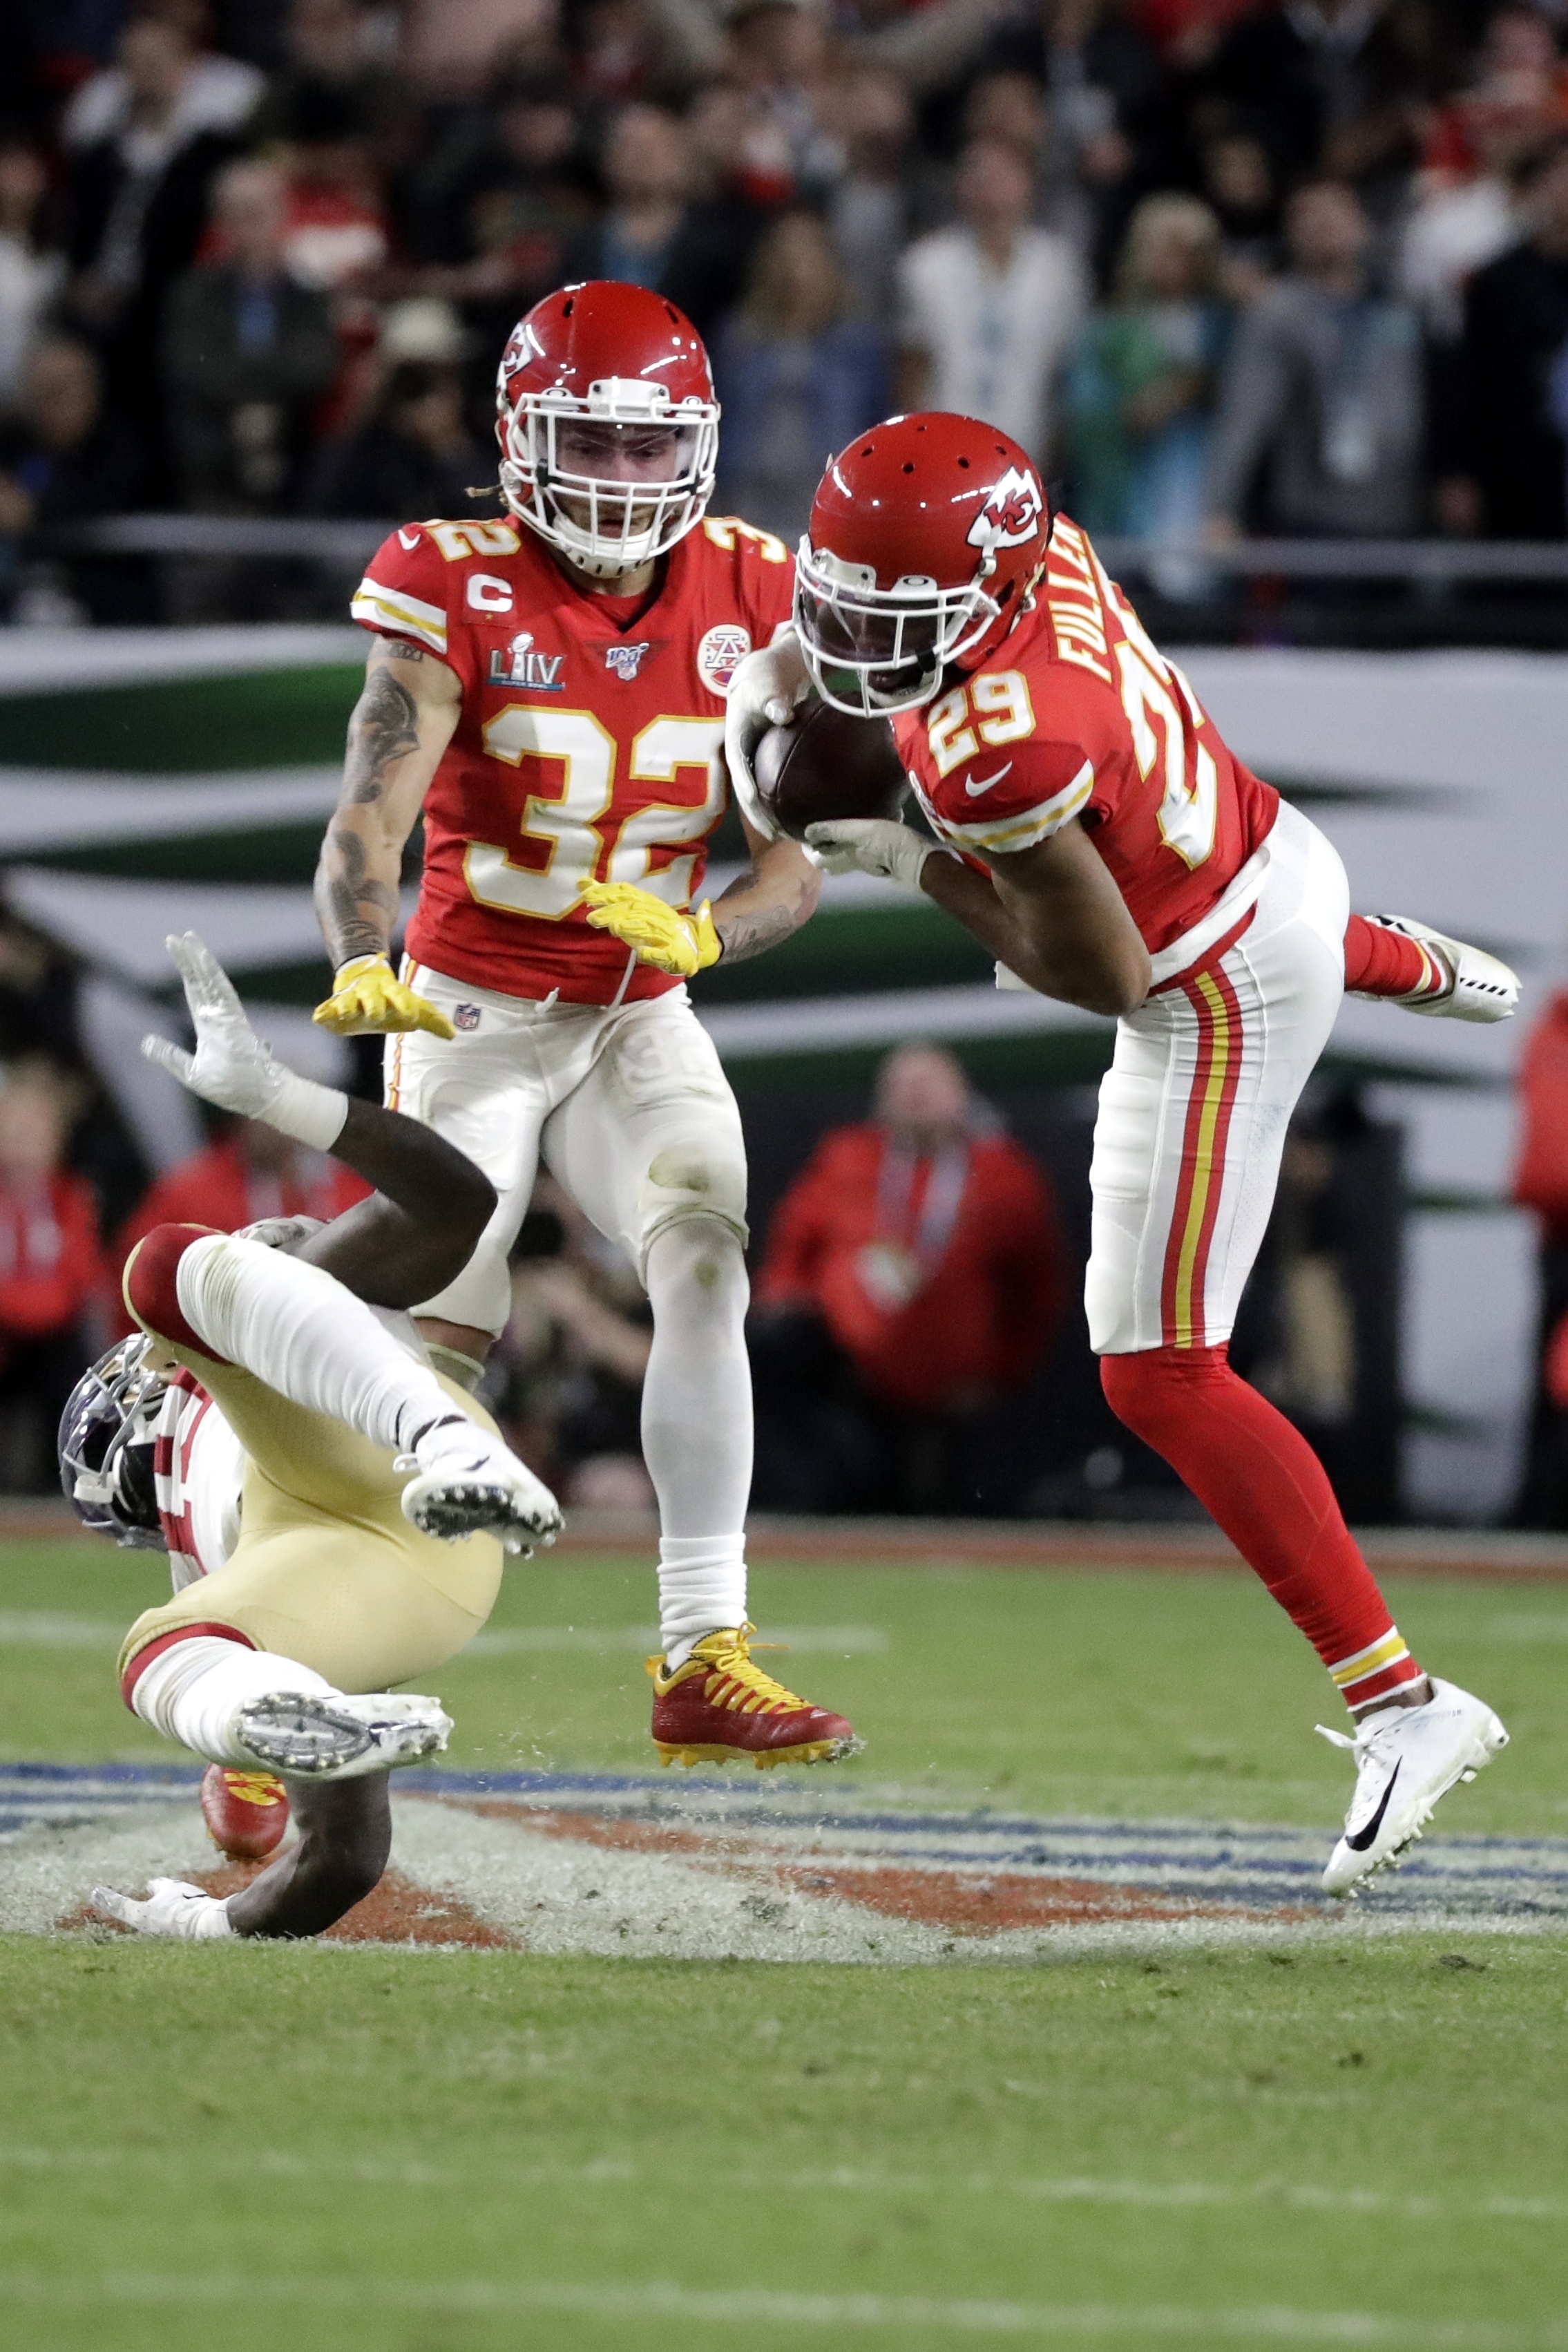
[1101, 1345, 1425, 1711]
[1343, 913, 1445, 1000]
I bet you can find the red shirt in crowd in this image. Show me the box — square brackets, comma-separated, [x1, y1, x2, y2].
[756, 1123, 1065, 1414]
[0, 1170, 106, 1346]
[1514, 989, 1568, 1246]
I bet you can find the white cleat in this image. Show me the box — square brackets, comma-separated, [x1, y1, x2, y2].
[1318, 1676, 1509, 1897]
[91, 1877, 234, 1940]
[233, 1690, 452, 1779]
[1353, 915, 1520, 1023]
[399, 1414, 562, 1555]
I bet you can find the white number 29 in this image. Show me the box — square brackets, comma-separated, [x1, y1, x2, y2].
[1115, 643, 1217, 870]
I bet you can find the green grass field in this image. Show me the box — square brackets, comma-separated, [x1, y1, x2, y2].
[4, 1533, 1568, 2350]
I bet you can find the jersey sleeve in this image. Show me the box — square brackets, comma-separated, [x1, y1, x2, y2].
[924, 737, 1097, 860]
[350, 526, 454, 663]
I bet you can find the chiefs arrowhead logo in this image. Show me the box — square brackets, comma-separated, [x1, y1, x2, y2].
[966, 467, 1044, 554]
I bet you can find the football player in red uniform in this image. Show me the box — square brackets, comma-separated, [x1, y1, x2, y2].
[730, 410, 1516, 1890]
[310, 281, 856, 1772]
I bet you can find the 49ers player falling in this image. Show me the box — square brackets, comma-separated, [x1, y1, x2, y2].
[310, 281, 855, 1770]
[729, 411, 1514, 1893]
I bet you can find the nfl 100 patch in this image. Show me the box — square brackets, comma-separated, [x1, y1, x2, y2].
[696, 624, 752, 698]
[604, 641, 652, 682]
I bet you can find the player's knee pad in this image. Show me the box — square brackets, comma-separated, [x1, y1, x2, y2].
[122, 1223, 227, 1359]
[635, 1137, 749, 1269]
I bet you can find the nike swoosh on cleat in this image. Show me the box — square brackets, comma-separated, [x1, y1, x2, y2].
[965, 763, 1013, 796]
[1346, 1759, 1402, 1851]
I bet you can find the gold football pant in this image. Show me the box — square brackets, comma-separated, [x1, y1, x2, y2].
[118, 1302, 505, 1698]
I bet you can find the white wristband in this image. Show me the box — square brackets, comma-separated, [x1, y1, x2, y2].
[265, 1071, 350, 1154]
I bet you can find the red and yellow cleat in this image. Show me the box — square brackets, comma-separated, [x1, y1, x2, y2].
[647, 1624, 860, 1770]
[200, 1764, 291, 1861]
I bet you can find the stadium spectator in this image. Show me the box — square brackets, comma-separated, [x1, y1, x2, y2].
[1201, 0, 1451, 202]
[311, 348, 485, 518]
[250, 0, 405, 147]
[162, 158, 339, 513]
[1511, 983, 1568, 1526]
[714, 211, 890, 542]
[1067, 192, 1230, 587]
[752, 1044, 1065, 1515]
[562, 100, 772, 337]
[723, 0, 841, 207]
[1205, 178, 1424, 541]
[1436, 134, 1568, 540]
[897, 135, 1088, 463]
[1198, 130, 1284, 298]
[111, 1113, 371, 1331]
[401, 64, 594, 281]
[0, 1059, 107, 1494]
[0, 142, 64, 415]
[821, 70, 943, 325]
[62, 10, 258, 493]
[0, 337, 149, 623]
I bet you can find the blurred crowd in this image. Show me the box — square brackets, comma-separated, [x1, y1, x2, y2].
[3, 0, 1568, 619]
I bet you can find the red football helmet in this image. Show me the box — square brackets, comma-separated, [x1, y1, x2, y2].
[795, 413, 1052, 714]
[495, 281, 720, 579]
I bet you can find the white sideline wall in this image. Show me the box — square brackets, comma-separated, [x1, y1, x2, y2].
[1180, 649, 1567, 1521]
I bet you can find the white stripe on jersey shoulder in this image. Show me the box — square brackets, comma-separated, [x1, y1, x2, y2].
[352, 577, 448, 656]
[938, 758, 1093, 854]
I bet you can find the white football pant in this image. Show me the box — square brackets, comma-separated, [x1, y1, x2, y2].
[1087, 799, 1350, 1356]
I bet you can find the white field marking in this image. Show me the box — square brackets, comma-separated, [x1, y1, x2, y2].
[1, 2144, 1564, 2228]
[0, 1612, 122, 1647]
[464, 1624, 888, 1656]
[0, 2273, 1556, 2345]
[0, 1803, 211, 1934]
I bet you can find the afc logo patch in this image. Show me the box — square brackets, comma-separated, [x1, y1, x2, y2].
[696, 623, 752, 699]
[452, 1003, 481, 1032]
[604, 641, 651, 682]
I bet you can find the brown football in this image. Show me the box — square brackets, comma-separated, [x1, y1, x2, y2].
[752, 699, 907, 842]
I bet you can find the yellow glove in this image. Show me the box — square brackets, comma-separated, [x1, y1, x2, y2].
[580, 882, 723, 978]
[312, 954, 456, 1040]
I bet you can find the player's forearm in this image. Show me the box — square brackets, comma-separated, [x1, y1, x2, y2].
[712, 842, 821, 965]
[292, 1099, 497, 1309]
[316, 649, 453, 970]
[314, 813, 405, 969]
[918, 854, 1059, 996]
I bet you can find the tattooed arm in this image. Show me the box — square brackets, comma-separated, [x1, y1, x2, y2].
[313, 638, 463, 970]
[709, 813, 821, 965]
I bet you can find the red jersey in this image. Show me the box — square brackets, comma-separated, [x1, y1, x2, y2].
[895, 514, 1279, 960]
[0, 1171, 105, 1343]
[352, 513, 794, 1005]
[756, 1123, 1064, 1412]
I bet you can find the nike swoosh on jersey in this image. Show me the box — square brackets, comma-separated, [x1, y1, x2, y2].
[1345, 1758, 1402, 1850]
[398, 527, 421, 550]
[964, 762, 1014, 797]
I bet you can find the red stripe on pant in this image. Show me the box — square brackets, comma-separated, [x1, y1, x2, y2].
[120, 1622, 255, 1712]
[1101, 1344, 1421, 1689]
[1159, 961, 1245, 1349]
